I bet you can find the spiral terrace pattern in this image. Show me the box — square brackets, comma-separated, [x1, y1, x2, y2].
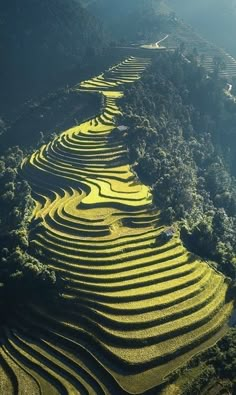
[1, 57, 233, 394]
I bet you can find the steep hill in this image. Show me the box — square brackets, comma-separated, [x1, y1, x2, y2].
[81, 0, 164, 41]
[0, 55, 233, 395]
[0, 0, 105, 118]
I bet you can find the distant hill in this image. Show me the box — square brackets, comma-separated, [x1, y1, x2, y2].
[81, 0, 165, 41]
[0, 0, 105, 118]
[168, 0, 236, 57]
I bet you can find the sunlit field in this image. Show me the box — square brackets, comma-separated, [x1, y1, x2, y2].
[1, 56, 233, 394]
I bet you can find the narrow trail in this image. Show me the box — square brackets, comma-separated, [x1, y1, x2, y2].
[155, 35, 169, 48]
[141, 35, 169, 50]
[227, 83, 232, 93]
[225, 83, 236, 102]
[1, 56, 233, 394]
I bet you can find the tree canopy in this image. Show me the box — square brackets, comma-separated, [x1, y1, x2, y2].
[0, 147, 57, 318]
[121, 50, 236, 279]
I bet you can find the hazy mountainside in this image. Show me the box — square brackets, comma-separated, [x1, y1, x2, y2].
[168, 0, 236, 57]
[81, 0, 166, 41]
[0, 0, 105, 119]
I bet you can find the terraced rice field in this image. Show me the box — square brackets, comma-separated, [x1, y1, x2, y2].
[153, 24, 236, 80]
[1, 56, 233, 394]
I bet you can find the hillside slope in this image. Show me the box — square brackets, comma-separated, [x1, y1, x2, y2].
[0, 55, 233, 395]
[168, 0, 236, 57]
[82, 0, 164, 41]
[0, 0, 105, 118]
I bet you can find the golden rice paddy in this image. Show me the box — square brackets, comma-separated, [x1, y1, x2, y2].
[1, 56, 233, 394]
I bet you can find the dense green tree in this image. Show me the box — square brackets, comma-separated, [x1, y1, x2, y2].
[121, 51, 236, 279]
[0, 147, 57, 317]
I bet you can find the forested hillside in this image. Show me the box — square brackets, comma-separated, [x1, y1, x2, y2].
[121, 51, 236, 280]
[0, 0, 105, 118]
[82, 0, 167, 42]
[0, 147, 57, 320]
[119, 49, 236, 392]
